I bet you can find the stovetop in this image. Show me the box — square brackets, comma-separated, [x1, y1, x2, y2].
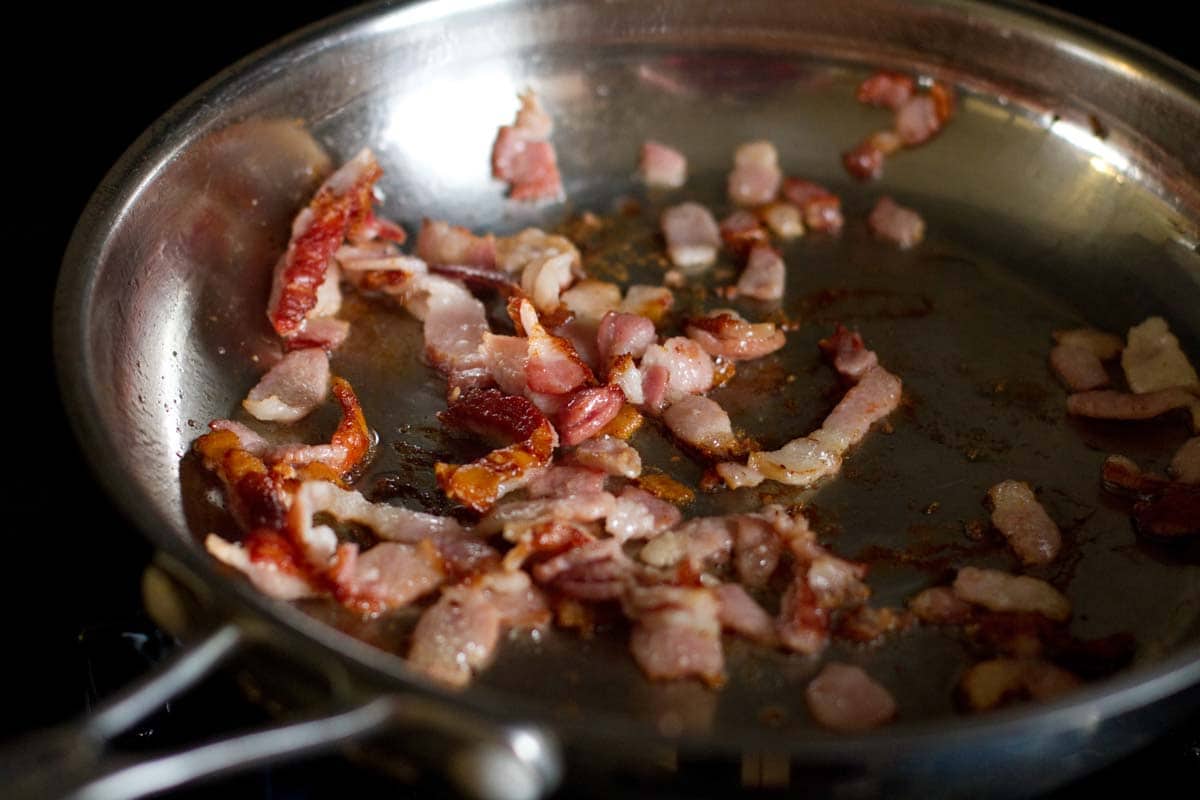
[26, 1, 1199, 797]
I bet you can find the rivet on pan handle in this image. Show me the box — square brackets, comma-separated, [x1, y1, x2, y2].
[1, 622, 562, 800]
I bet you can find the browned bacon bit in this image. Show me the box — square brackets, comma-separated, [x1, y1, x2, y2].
[719, 210, 770, 259]
[759, 202, 804, 239]
[686, 309, 786, 361]
[867, 196, 925, 249]
[728, 140, 782, 207]
[661, 202, 721, 272]
[1171, 438, 1200, 483]
[736, 245, 786, 301]
[491, 90, 563, 202]
[952, 567, 1071, 622]
[714, 584, 776, 644]
[958, 658, 1080, 712]
[633, 472, 696, 505]
[557, 384, 626, 446]
[599, 403, 645, 440]
[205, 531, 319, 601]
[1049, 343, 1109, 392]
[242, 348, 330, 423]
[1101, 454, 1171, 498]
[564, 434, 642, 478]
[986, 480, 1062, 566]
[640, 140, 688, 189]
[415, 218, 497, 268]
[837, 606, 915, 644]
[328, 378, 373, 476]
[1066, 386, 1200, 432]
[518, 298, 595, 395]
[194, 431, 289, 531]
[819, 324, 878, 379]
[780, 178, 844, 234]
[908, 586, 973, 625]
[435, 388, 559, 512]
[1132, 485, 1200, 539]
[805, 663, 897, 732]
[663, 395, 741, 459]
[842, 131, 903, 181]
[624, 584, 725, 687]
[1053, 328, 1124, 361]
[856, 71, 916, 109]
[267, 149, 384, 338]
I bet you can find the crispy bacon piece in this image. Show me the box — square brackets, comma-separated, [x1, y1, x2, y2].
[719, 210, 770, 259]
[435, 388, 559, 512]
[663, 395, 740, 459]
[727, 140, 782, 207]
[661, 202, 721, 272]
[327, 377, 372, 474]
[1049, 343, 1109, 392]
[624, 585, 725, 687]
[952, 567, 1071, 622]
[242, 348, 330, 423]
[959, 658, 1081, 711]
[805, 663, 897, 732]
[842, 131, 903, 181]
[908, 586, 973, 625]
[686, 310, 786, 361]
[1171, 437, 1200, 483]
[557, 384, 626, 446]
[1066, 387, 1200, 432]
[867, 196, 925, 249]
[714, 584, 777, 644]
[736, 244, 786, 301]
[1121, 316, 1199, 394]
[267, 149, 384, 338]
[640, 140, 688, 188]
[491, 90, 563, 201]
[416, 219, 497, 268]
[759, 202, 804, 239]
[1052, 328, 1124, 360]
[606, 486, 683, 542]
[565, 434, 642, 478]
[780, 179, 844, 234]
[205, 532, 319, 600]
[1101, 454, 1171, 498]
[986, 480, 1062, 566]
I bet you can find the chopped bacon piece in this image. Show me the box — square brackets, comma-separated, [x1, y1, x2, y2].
[335, 540, 445, 612]
[805, 663, 897, 732]
[285, 317, 351, 352]
[495, 228, 579, 276]
[819, 324, 878, 380]
[952, 567, 1070, 622]
[205, 532, 319, 600]
[727, 140, 782, 207]
[759, 202, 804, 239]
[415, 219, 497, 268]
[661, 202, 721, 272]
[856, 71, 916, 109]
[1132, 484, 1200, 539]
[719, 210, 770, 259]
[1049, 343, 1109, 391]
[987, 480, 1062, 566]
[686, 309, 786, 361]
[838, 606, 914, 644]
[908, 586, 973, 625]
[780, 178, 844, 234]
[736, 244, 786, 301]
[491, 90, 564, 201]
[606, 486, 682, 542]
[516, 298, 594, 395]
[895, 94, 943, 146]
[777, 572, 829, 654]
[557, 384, 626, 445]
[435, 388, 559, 512]
[267, 149, 383, 338]
[1121, 316, 1199, 394]
[479, 493, 616, 537]
[526, 465, 607, 499]
[639, 516, 734, 571]
[842, 131, 903, 181]
[597, 311, 656, 365]
[534, 538, 633, 601]
[521, 251, 577, 312]
[428, 262, 520, 297]
[714, 584, 776, 644]
[1101, 454, 1171, 498]
[1053, 328, 1124, 360]
[959, 658, 1080, 712]
[868, 196, 925, 249]
[565, 435, 642, 479]
[400, 273, 491, 390]
[480, 333, 529, 397]
[408, 584, 502, 688]
[640, 363, 670, 410]
[607, 353, 645, 405]
[242, 348, 330, 423]
[663, 395, 740, 459]
[328, 377, 373, 474]
[624, 585, 725, 687]
[561, 279, 622, 324]
[640, 140, 688, 188]
[292, 480, 468, 544]
[619, 285, 674, 323]
[641, 337, 715, 404]
[731, 516, 784, 587]
[1067, 387, 1200, 432]
[1171, 437, 1200, 483]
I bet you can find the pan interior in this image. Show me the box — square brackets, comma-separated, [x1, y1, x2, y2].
[72, 1, 1200, 744]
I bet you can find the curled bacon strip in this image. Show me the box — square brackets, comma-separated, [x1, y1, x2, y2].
[435, 388, 559, 512]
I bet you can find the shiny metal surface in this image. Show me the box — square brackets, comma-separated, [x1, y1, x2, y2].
[54, 0, 1200, 794]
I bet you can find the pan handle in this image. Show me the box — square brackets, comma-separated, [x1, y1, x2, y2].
[2, 623, 561, 800]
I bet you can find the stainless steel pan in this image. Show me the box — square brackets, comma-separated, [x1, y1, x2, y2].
[40, 0, 1200, 797]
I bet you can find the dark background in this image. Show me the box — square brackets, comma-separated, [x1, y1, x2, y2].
[21, 0, 1198, 795]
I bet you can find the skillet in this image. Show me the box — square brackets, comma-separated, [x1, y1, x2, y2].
[36, 0, 1200, 796]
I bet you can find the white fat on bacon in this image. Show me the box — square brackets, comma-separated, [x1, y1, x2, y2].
[661, 202, 721, 272]
[605, 486, 682, 542]
[477, 492, 617, 537]
[242, 348, 330, 423]
[639, 516, 734, 571]
[1049, 344, 1109, 392]
[986, 480, 1062, 566]
[952, 567, 1070, 621]
[736, 245, 785, 301]
[521, 251, 576, 312]
[640, 337, 715, 407]
[686, 309, 786, 361]
[867, 196, 925, 249]
[205, 534, 320, 601]
[1121, 316, 1199, 394]
[561, 279, 622, 326]
[727, 140, 782, 207]
[640, 140, 688, 188]
[1171, 437, 1200, 483]
[623, 584, 725, 686]
[1052, 328, 1123, 360]
[662, 395, 739, 458]
[1067, 387, 1200, 432]
[805, 662, 896, 732]
[564, 435, 642, 479]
